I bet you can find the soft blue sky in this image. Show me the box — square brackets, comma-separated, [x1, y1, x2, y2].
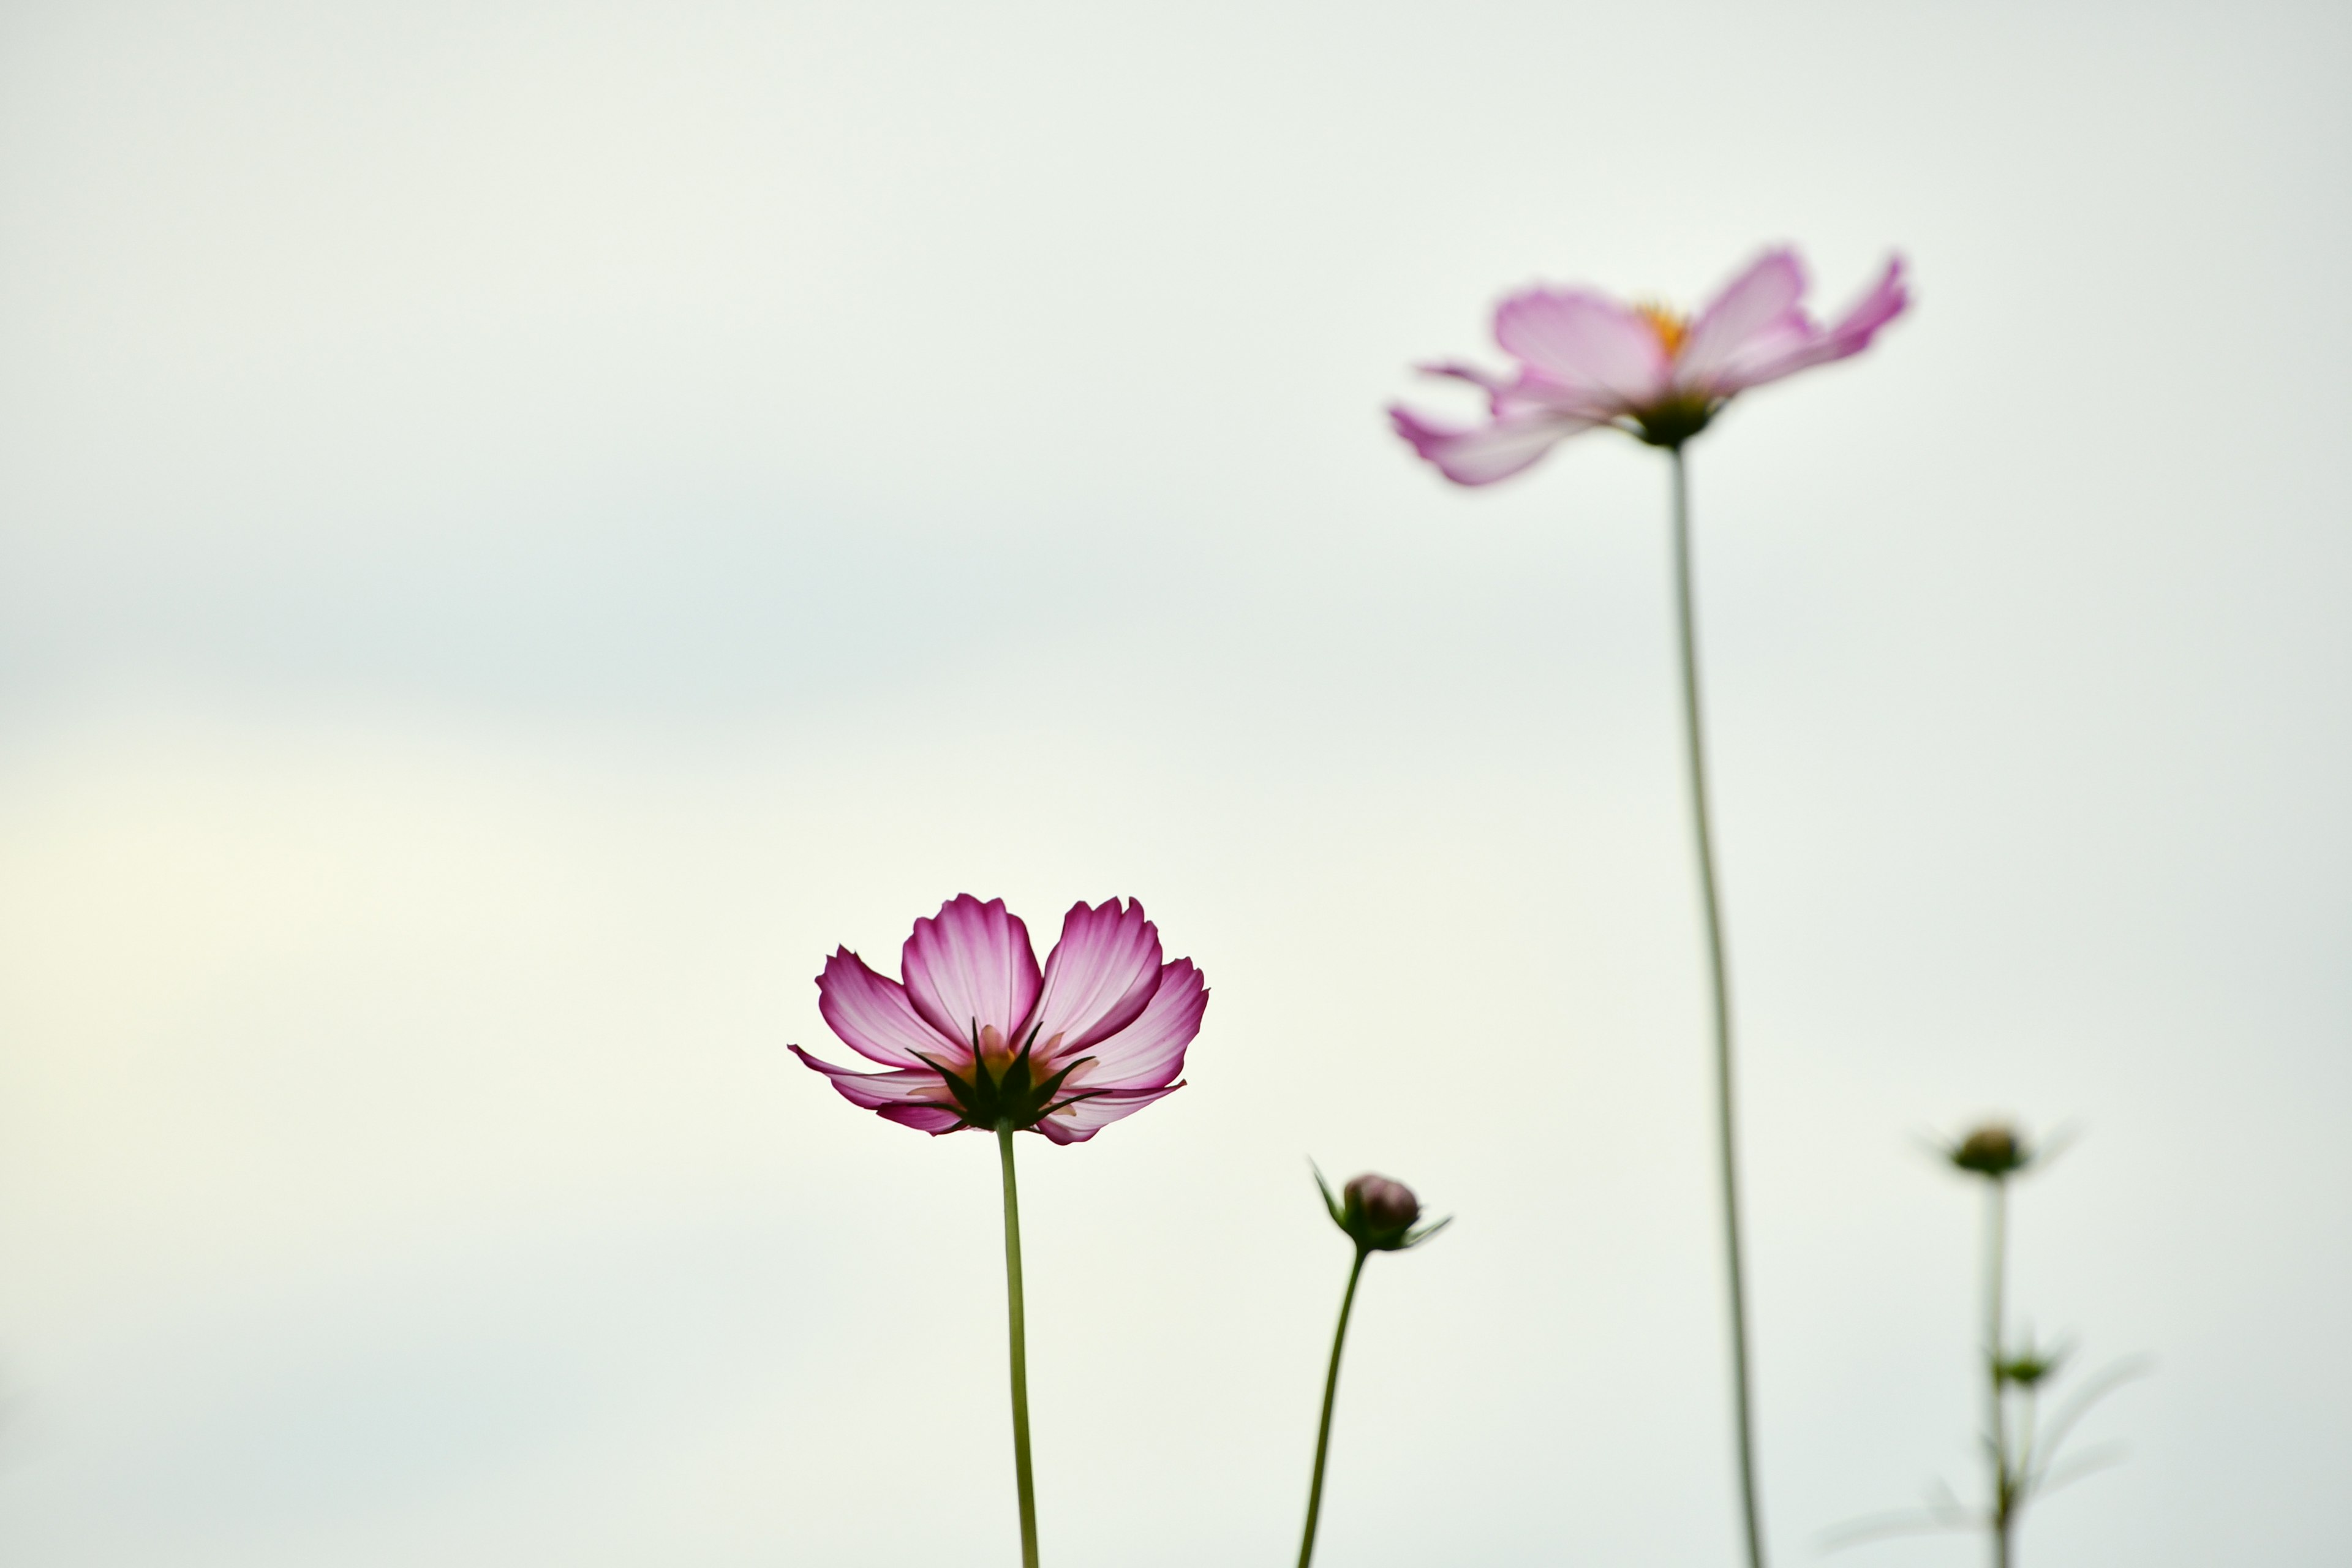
[1, 1, 2347, 1564]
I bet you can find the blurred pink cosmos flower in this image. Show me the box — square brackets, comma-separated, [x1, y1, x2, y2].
[1391, 247, 1909, 483]
[791, 894, 1207, 1144]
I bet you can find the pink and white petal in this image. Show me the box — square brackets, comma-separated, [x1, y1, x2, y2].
[1712, 254, 1910, 392]
[877, 1103, 968, 1135]
[1688, 320, 1820, 396]
[1031, 899, 1163, 1055]
[1819, 254, 1910, 350]
[902, 895, 1042, 1047]
[1676, 249, 1811, 386]
[790, 1044, 962, 1118]
[1390, 404, 1589, 487]
[1482, 369, 1621, 422]
[1416, 359, 1514, 406]
[1492, 288, 1670, 407]
[1068, 958, 1207, 1091]
[817, 947, 963, 1068]
[1031, 1082, 1185, 1145]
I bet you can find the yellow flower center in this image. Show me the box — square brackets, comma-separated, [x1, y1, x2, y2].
[1635, 302, 1688, 358]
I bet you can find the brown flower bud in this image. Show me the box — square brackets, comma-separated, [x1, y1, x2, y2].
[1950, 1121, 2030, 1178]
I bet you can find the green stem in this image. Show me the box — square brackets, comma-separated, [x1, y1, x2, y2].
[1297, 1246, 1370, 1568]
[1987, 1177, 2011, 1568]
[1668, 447, 1768, 1568]
[997, 1121, 1041, 1568]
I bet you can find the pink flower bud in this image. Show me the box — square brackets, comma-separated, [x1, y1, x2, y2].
[1344, 1174, 1421, 1234]
[1313, 1164, 1450, 1253]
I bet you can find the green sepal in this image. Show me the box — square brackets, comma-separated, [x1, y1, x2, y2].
[911, 1027, 1098, 1134]
[1311, 1163, 1349, 1231]
[1398, 1215, 1452, 1250]
[1633, 394, 1718, 450]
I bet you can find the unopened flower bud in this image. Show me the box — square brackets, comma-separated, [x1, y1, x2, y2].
[1311, 1163, 1450, 1253]
[1313, 1167, 1447, 1253]
[1949, 1121, 2030, 1179]
[1346, 1174, 1420, 1235]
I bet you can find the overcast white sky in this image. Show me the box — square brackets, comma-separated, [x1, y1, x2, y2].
[1, 0, 2347, 1564]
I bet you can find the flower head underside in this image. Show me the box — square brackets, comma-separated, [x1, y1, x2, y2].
[791, 895, 1208, 1144]
[1391, 247, 1910, 484]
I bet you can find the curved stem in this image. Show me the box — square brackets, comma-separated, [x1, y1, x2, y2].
[997, 1121, 1041, 1568]
[1297, 1246, 1370, 1568]
[1668, 447, 1768, 1568]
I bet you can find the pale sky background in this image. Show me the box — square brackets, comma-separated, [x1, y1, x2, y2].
[1, 1, 2348, 1564]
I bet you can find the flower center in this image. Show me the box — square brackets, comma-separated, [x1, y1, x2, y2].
[918, 1020, 1091, 1133]
[1635, 302, 1688, 358]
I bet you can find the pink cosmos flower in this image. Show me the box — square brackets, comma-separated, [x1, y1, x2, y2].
[1390, 248, 1909, 484]
[791, 894, 1207, 1144]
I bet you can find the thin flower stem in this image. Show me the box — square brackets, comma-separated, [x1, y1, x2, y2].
[1986, 1177, 2011, 1568]
[1297, 1246, 1370, 1568]
[1668, 447, 1768, 1568]
[997, 1121, 1041, 1568]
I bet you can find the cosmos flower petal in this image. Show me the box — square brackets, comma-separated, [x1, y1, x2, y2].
[901, 895, 1041, 1047]
[1033, 1084, 1185, 1145]
[1417, 359, 1515, 404]
[1069, 958, 1207, 1090]
[1676, 249, 1810, 388]
[1711, 254, 1910, 393]
[1493, 369, 1628, 421]
[790, 1044, 961, 1116]
[876, 1103, 967, 1135]
[1390, 404, 1591, 486]
[816, 947, 962, 1068]
[1031, 899, 1163, 1055]
[1819, 254, 1911, 351]
[1492, 288, 1671, 407]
